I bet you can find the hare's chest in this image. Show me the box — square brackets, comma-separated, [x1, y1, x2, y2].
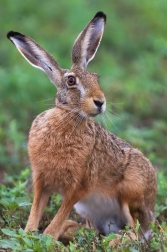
[28, 115, 95, 191]
[29, 111, 94, 156]
[29, 127, 93, 164]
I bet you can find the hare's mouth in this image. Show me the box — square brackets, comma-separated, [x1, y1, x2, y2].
[91, 101, 106, 117]
[89, 110, 104, 117]
[80, 108, 105, 118]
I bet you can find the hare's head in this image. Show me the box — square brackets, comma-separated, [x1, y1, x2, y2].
[7, 12, 106, 118]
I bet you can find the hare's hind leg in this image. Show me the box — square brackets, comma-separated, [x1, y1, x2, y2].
[122, 201, 155, 240]
[122, 202, 136, 240]
[109, 202, 136, 247]
[122, 203, 135, 228]
[25, 179, 51, 231]
[136, 204, 155, 240]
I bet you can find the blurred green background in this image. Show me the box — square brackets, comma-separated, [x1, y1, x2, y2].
[0, 0, 167, 175]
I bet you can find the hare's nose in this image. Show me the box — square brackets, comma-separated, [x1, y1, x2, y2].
[93, 100, 104, 108]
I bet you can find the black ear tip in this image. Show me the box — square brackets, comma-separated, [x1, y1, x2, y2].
[7, 31, 24, 40]
[94, 11, 106, 22]
[7, 31, 13, 39]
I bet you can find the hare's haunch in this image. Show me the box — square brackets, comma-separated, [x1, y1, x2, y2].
[7, 11, 157, 241]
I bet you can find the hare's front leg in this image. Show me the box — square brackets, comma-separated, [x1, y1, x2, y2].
[44, 189, 88, 240]
[25, 179, 51, 231]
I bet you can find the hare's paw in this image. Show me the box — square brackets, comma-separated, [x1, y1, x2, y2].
[58, 220, 83, 245]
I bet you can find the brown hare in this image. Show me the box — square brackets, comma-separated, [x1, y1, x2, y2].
[7, 11, 157, 241]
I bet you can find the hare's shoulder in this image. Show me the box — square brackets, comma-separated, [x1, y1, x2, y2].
[29, 108, 66, 140]
[94, 121, 131, 150]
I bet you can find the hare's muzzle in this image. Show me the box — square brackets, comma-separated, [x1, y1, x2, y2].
[91, 95, 106, 116]
[93, 99, 105, 113]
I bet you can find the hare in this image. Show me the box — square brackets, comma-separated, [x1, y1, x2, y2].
[7, 11, 157, 241]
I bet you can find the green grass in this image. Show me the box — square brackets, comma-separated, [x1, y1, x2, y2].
[0, 171, 167, 251]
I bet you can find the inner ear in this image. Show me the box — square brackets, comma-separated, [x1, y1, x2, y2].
[71, 11, 106, 70]
[7, 31, 62, 87]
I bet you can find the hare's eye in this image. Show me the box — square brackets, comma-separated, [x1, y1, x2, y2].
[67, 76, 76, 86]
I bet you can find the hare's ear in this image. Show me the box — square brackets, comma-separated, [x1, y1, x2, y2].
[72, 11, 106, 70]
[7, 31, 62, 87]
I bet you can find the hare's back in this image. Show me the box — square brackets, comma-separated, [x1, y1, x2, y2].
[92, 122, 156, 205]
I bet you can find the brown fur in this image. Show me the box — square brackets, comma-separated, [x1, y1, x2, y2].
[7, 11, 157, 241]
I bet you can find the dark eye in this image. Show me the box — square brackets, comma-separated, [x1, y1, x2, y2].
[67, 76, 76, 86]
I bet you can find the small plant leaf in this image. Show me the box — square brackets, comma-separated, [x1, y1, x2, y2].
[15, 196, 32, 207]
[22, 237, 33, 247]
[1, 228, 20, 238]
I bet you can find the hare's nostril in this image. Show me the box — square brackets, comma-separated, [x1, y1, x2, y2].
[93, 100, 104, 108]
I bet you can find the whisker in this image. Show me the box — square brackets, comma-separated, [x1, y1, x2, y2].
[67, 114, 84, 139]
[51, 110, 75, 128]
[101, 114, 108, 130]
[57, 108, 79, 121]
[97, 114, 107, 129]
[54, 110, 78, 131]
[104, 111, 120, 132]
[36, 98, 55, 103]
[106, 108, 124, 120]
[42, 103, 55, 106]
[54, 116, 75, 133]
[105, 96, 124, 109]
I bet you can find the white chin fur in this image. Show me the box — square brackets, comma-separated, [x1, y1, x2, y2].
[101, 103, 106, 113]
